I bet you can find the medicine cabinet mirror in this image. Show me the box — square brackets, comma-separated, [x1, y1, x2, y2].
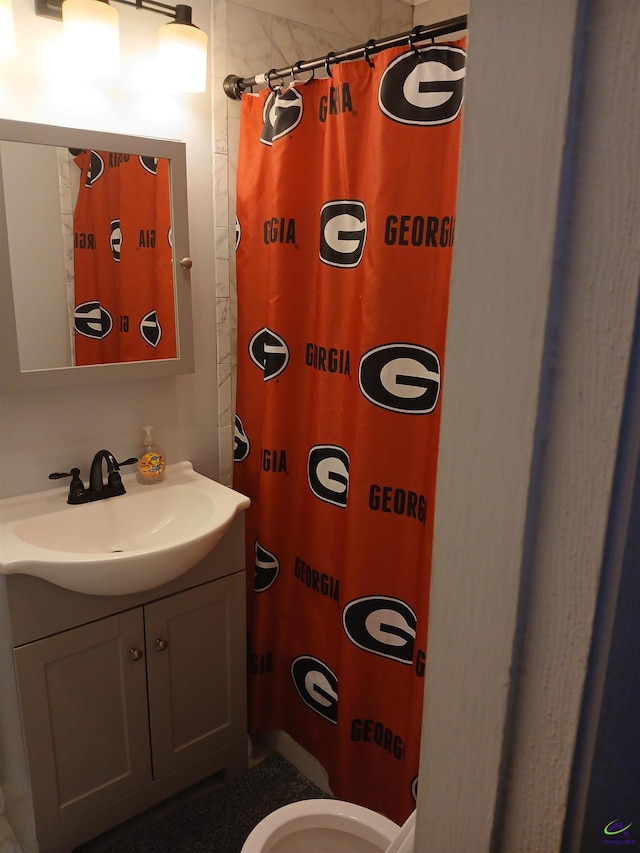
[0, 119, 194, 391]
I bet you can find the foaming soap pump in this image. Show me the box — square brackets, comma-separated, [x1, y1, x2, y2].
[136, 425, 166, 484]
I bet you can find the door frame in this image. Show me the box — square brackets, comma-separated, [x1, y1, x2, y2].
[415, 1, 640, 849]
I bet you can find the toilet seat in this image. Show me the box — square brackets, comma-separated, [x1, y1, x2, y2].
[385, 811, 416, 853]
[241, 798, 414, 853]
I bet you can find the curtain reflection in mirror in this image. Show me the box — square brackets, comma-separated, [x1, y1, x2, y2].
[67, 149, 176, 364]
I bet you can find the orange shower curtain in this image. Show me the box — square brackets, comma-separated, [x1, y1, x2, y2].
[234, 38, 466, 825]
[72, 151, 176, 365]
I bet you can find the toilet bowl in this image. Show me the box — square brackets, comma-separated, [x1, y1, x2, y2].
[240, 798, 416, 853]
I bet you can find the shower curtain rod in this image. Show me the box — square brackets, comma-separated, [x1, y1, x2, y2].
[222, 14, 468, 100]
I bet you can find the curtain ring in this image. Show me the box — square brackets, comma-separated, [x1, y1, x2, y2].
[363, 39, 376, 68]
[408, 25, 426, 57]
[266, 68, 279, 93]
[325, 51, 336, 78]
[291, 59, 314, 84]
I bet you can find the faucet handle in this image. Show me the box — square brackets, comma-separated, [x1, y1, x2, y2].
[106, 457, 138, 488]
[49, 467, 86, 497]
[117, 457, 138, 468]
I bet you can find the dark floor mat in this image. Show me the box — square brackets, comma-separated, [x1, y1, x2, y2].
[94, 753, 331, 853]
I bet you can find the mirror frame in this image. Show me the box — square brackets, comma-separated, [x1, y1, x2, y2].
[0, 119, 194, 391]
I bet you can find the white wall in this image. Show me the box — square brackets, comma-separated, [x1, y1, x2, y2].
[1, 141, 70, 371]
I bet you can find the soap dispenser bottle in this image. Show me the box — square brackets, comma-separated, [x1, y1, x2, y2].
[136, 425, 166, 484]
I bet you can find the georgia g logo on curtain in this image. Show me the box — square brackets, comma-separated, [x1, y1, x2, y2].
[291, 656, 338, 724]
[343, 596, 417, 665]
[308, 445, 350, 507]
[359, 343, 441, 414]
[379, 46, 466, 126]
[140, 310, 162, 348]
[85, 150, 105, 186]
[249, 327, 290, 379]
[234, 414, 250, 462]
[254, 540, 280, 592]
[74, 301, 113, 340]
[319, 200, 367, 268]
[260, 88, 304, 146]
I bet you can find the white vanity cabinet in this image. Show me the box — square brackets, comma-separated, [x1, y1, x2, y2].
[14, 608, 152, 832]
[0, 517, 248, 853]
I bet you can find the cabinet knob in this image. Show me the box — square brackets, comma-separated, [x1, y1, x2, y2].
[155, 638, 169, 652]
[129, 648, 143, 661]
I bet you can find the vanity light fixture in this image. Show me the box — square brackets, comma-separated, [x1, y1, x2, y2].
[0, 0, 16, 58]
[34, 0, 208, 92]
[62, 0, 120, 78]
[157, 4, 207, 93]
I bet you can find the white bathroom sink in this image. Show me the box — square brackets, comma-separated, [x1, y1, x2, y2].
[0, 462, 250, 596]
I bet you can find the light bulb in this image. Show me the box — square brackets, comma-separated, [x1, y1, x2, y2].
[157, 4, 207, 93]
[62, 0, 119, 78]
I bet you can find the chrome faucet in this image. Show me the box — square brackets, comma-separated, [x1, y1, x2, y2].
[49, 450, 137, 505]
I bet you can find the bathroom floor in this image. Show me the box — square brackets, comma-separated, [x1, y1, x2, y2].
[0, 760, 243, 853]
[73, 772, 228, 853]
[1, 739, 328, 853]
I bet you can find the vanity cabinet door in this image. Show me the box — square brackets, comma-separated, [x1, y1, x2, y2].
[13, 609, 152, 834]
[145, 573, 247, 779]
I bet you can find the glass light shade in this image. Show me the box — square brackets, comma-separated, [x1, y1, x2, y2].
[157, 20, 207, 93]
[0, 0, 16, 58]
[62, 0, 119, 78]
